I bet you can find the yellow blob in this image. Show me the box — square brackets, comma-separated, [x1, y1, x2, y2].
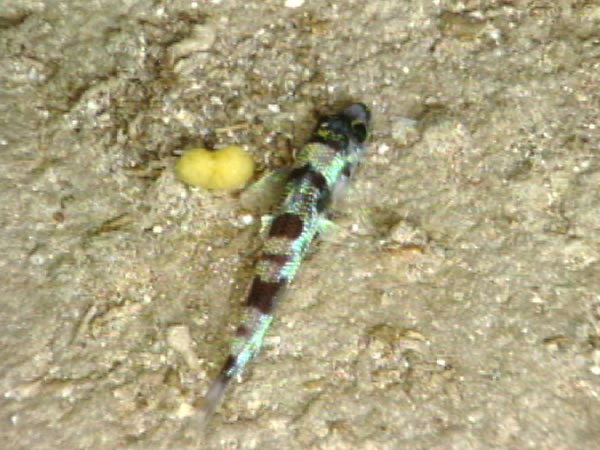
[175, 146, 255, 191]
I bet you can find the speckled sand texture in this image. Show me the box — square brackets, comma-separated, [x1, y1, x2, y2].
[1, 1, 599, 449]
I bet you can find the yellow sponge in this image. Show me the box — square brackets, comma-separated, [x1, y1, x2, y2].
[175, 146, 255, 191]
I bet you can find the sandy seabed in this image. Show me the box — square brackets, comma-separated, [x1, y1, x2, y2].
[1, 1, 599, 449]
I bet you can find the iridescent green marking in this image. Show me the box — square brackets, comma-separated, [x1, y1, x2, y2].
[295, 143, 347, 187]
[227, 313, 273, 378]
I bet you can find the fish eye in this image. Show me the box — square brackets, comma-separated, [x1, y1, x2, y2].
[351, 121, 368, 142]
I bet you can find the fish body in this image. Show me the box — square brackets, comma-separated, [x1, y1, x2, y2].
[198, 103, 371, 422]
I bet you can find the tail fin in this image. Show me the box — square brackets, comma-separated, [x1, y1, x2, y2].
[191, 299, 275, 428]
[193, 372, 232, 428]
[180, 373, 231, 440]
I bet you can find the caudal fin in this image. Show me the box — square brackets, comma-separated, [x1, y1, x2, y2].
[193, 373, 232, 429]
[190, 303, 274, 429]
[180, 373, 232, 441]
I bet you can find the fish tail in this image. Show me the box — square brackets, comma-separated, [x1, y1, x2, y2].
[194, 371, 232, 427]
[195, 308, 275, 426]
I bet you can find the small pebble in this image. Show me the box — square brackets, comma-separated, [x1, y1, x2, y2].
[166, 325, 194, 354]
[284, 0, 305, 8]
[391, 117, 418, 145]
